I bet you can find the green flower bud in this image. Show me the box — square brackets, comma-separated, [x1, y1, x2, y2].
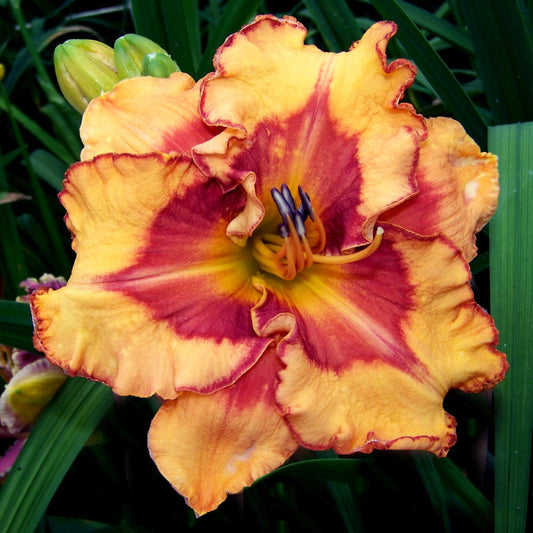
[114, 34, 177, 79]
[0, 358, 66, 433]
[54, 39, 119, 114]
[142, 52, 180, 78]
[0, 64, 5, 82]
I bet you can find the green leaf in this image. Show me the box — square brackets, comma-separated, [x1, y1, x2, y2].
[0, 151, 27, 299]
[394, 0, 472, 52]
[29, 149, 67, 191]
[370, 0, 488, 146]
[489, 121, 533, 533]
[0, 98, 75, 165]
[0, 300, 34, 352]
[130, 0, 201, 76]
[0, 378, 114, 533]
[361, 0, 473, 51]
[40, 102, 83, 161]
[469, 250, 489, 274]
[324, 479, 363, 533]
[0, 83, 72, 275]
[254, 454, 364, 531]
[411, 453, 451, 533]
[303, 0, 363, 51]
[196, 0, 262, 78]
[432, 457, 492, 529]
[8, 0, 60, 102]
[47, 516, 119, 533]
[256, 457, 363, 484]
[460, 0, 533, 124]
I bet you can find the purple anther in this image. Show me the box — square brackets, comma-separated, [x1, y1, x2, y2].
[298, 185, 314, 221]
[271, 187, 292, 220]
[278, 221, 289, 238]
[281, 183, 297, 213]
[293, 211, 307, 238]
[297, 203, 308, 221]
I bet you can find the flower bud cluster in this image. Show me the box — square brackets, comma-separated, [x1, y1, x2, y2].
[54, 34, 180, 113]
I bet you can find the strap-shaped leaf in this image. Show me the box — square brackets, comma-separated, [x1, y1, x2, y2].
[432, 455, 492, 529]
[0, 84, 72, 274]
[0, 300, 34, 352]
[370, 0, 487, 146]
[489, 121, 533, 533]
[460, 0, 533, 123]
[0, 378, 114, 533]
[0, 98, 75, 165]
[195, 0, 262, 78]
[412, 453, 452, 533]
[395, 0, 472, 52]
[130, 0, 201, 77]
[0, 153, 28, 300]
[361, 0, 473, 51]
[255, 457, 363, 483]
[303, 0, 363, 51]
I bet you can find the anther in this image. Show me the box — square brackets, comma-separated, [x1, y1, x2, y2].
[293, 211, 306, 238]
[253, 183, 383, 281]
[271, 188, 293, 220]
[281, 184, 297, 213]
[298, 185, 314, 221]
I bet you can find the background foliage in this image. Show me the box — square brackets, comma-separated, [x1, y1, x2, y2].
[0, 1, 531, 531]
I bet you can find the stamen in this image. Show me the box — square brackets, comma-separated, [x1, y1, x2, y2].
[271, 188, 293, 221]
[281, 183, 297, 213]
[293, 211, 306, 238]
[310, 213, 326, 253]
[252, 184, 384, 280]
[312, 227, 384, 264]
[273, 241, 288, 261]
[286, 217, 306, 272]
[301, 235, 314, 269]
[278, 222, 289, 238]
[298, 185, 314, 221]
[284, 236, 297, 280]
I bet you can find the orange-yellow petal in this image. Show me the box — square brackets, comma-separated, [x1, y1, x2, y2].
[148, 348, 298, 515]
[80, 72, 219, 160]
[31, 153, 270, 398]
[194, 16, 426, 246]
[250, 226, 507, 455]
[381, 117, 499, 261]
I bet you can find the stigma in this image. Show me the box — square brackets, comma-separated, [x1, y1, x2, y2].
[251, 184, 384, 280]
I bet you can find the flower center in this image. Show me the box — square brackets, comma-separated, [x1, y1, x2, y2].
[251, 184, 384, 280]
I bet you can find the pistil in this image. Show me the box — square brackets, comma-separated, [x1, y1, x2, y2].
[251, 184, 383, 280]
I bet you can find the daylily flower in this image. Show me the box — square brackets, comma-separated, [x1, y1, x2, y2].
[31, 15, 508, 515]
[17, 273, 66, 303]
[0, 345, 65, 483]
[1, 274, 67, 482]
[0, 349, 66, 434]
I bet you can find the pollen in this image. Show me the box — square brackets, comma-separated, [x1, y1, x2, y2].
[251, 184, 384, 280]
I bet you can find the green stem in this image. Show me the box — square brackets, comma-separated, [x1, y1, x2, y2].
[0, 148, 28, 298]
[0, 81, 71, 275]
[9, 0, 59, 101]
